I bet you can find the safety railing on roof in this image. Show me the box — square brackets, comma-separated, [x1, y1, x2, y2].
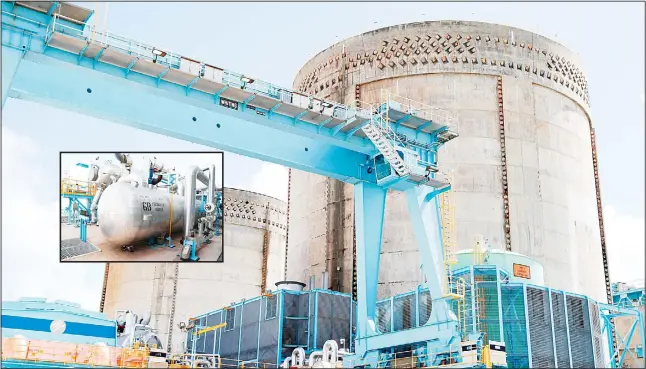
[380, 90, 457, 132]
[41, 14, 452, 153]
[61, 178, 97, 196]
[47, 14, 182, 69]
[1, 337, 150, 367]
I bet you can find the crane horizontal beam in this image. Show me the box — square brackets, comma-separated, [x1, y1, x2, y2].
[9, 53, 368, 184]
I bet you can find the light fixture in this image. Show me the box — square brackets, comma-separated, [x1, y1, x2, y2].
[241, 76, 254, 84]
[152, 48, 167, 57]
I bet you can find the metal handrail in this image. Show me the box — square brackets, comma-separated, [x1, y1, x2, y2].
[48, 14, 181, 69]
[61, 178, 97, 196]
[41, 13, 453, 144]
[380, 89, 457, 131]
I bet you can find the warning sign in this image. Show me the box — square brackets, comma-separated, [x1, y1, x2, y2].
[513, 263, 531, 279]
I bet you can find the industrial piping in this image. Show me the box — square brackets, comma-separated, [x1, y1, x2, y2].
[183, 165, 210, 241]
[89, 163, 123, 223]
[207, 164, 216, 206]
[90, 174, 114, 223]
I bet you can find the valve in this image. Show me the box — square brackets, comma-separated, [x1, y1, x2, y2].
[204, 202, 215, 214]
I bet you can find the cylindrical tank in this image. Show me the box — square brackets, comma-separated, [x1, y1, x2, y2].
[287, 21, 607, 302]
[275, 281, 306, 292]
[97, 181, 199, 246]
[100, 187, 287, 354]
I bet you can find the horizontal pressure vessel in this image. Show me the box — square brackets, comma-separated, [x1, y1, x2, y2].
[97, 182, 202, 246]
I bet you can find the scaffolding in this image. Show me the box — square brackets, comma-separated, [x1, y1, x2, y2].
[61, 178, 95, 226]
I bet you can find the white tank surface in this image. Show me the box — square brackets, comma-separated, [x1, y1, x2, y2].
[97, 181, 198, 246]
[287, 20, 607, 303]
[100, 187, 287, 354]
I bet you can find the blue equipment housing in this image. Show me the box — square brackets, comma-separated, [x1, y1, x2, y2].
[187, 266, 645, 368]
[1, 297, 117, 346]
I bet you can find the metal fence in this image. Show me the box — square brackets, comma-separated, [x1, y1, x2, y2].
[187, 289, 353, 367]
[567, 295, 595, 368]
[551, 291, 571, 368]
[526, 287, 555, 367]
[187, 268, 606, 368]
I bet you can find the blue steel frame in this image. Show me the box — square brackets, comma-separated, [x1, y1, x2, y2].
[178, 264, 641, 368]
[599, 302, 646, 368]
[612, 288, 646, 308]
[1, 3, 451, 191]
[79, 216, 88, 242]
[3, 3, 459, 365]
[496, 268, 504, 341]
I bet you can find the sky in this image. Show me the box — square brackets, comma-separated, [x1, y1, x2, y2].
[1, 2, 644, 310]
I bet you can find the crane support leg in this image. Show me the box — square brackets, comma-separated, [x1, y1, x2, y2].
[405, 184, 461, 347]
[354, 181, 387, 356]
[2, 47, 23, 108]
[352, 181, 460, 363]
[405, 185, 446, 301]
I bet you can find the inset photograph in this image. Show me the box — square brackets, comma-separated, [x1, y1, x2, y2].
[60, 152, 223, 262]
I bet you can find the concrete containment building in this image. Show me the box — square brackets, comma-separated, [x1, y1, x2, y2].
[99, 188, 287, 354]
[287, 21, 609, 303]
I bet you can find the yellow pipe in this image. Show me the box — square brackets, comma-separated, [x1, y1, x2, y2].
[483, 345, 492, 368]
[193, 322, 226, 336]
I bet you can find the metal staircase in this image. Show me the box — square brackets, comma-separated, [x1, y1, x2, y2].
[361, 122, 411, 177]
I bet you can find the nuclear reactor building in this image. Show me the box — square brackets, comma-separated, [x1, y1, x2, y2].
[286, 21, 609, 304]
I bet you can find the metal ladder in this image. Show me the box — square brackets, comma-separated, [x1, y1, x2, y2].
[473, 285, 481, 336]
[361, 117, 411, 177]
[441, 175, 457, 292]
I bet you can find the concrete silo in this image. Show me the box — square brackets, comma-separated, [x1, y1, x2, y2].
[99, 187, 287, 354]
[286, 21, 609, 304]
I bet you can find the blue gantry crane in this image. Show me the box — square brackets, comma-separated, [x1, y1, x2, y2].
[2, 1, 486, 366]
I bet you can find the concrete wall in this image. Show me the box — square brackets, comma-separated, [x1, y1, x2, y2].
[286, 20, 607, 302]
[101, 187, 287, 354]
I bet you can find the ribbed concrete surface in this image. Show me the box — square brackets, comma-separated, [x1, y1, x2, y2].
[101, 187, 287, 354]
[286, 20, 606, 302]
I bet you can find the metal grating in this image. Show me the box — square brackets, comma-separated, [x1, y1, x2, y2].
[376, 300, 392, 333]
[566, 295, 595, 368]
[283, 292, 309, 356]
[418, 290, 433, 326]
[476, 281, 501, 343]
[393, 294, 416, 332]
[452, 270, 473, 337]
[501, 285, 529, 368]
[588, 300, 605, 368]
[60, 238, 99, 260]
[551, 291, 571, 368]
[526, 287, 555, 368]
[316, 293, 351, 350]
